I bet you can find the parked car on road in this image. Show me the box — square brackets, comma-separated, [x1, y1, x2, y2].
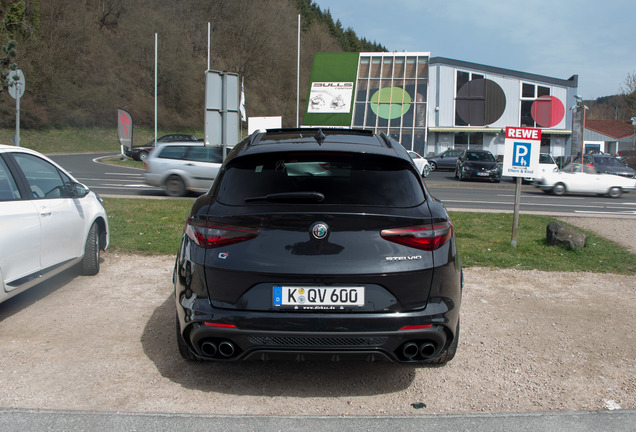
[174, 128, 463, 364]
[523, 153, 558, 183]
[427, 149, 463, 171]
[125, 134, 198, 161]
[408, 150, 431, 177]
[143, 142, 225, 197]
[455, 149, 502, 182]
[580, 153, 636, 178]
[533, 162, 636, 198]
[0, 145, 109, 304]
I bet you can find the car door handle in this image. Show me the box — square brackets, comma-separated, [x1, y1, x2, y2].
[185, 163, 195, 166]
[38, 206, 52, 217]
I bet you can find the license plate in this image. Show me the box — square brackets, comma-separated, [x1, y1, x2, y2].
[476, 172, 489, 176]
[273, 286, 365, 308]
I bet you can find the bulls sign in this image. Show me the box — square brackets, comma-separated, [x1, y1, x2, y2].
[503, 127, 541, 178]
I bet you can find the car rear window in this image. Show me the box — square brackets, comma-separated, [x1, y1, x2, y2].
[215, 153, 425, 207]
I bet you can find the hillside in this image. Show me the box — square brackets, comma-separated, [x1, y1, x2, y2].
[0, 0, 384, 130]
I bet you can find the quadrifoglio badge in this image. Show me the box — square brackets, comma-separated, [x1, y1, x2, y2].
[311, 222, 329, 240]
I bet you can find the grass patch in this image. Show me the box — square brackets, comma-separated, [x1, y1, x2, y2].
[104, 198, 192, 255]
[102, 197, 636, 274]
[101, 155, 145, 169]
[450, 212, 635, 274]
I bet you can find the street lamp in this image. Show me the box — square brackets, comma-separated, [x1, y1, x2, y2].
[631, 117, 636, 151]
[570, 95, 588, 166]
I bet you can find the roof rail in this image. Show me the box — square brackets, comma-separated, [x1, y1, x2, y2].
[377, 131, 396, 149]
[244, 129, 263, 148]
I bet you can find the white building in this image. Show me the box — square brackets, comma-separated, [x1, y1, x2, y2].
[303, 53, 579, 161]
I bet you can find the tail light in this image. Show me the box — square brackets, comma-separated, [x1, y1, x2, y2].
[381, 221, 453, 251]
[185, 218, 259, 248]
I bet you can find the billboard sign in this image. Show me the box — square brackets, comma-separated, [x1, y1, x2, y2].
[503, 127, 541, 178]
[307, 82, 353, 114]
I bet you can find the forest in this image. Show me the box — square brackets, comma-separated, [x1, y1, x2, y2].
[0, 0, 384, 130]
[1, 0, 634, 131]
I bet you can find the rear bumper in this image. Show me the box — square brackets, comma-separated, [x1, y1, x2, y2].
[176, 298, 459, 363]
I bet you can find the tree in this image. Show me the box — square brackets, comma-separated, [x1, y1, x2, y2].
[0, 39, 17, 92]
[620, 72, 636, 119]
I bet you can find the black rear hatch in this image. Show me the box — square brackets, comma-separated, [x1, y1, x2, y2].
[188, 151, 452, 313]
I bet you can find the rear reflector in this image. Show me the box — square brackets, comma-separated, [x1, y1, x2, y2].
[204, 322, 237, 328]
[185, 218, 259, 248]
[400, 324, 433, 330]
[381, 221, 453, 251]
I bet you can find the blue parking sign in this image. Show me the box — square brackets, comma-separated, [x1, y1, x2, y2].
[503, 127, 541, 178]
[513, 142, 531, 168]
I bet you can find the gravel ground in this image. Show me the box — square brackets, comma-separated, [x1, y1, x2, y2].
[0, 217, 634, 416]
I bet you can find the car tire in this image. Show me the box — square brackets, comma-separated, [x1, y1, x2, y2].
[425, 320, 460, 365]
[165, 175, 186, 197]
[422, 165, 430, 178]
[429, 162, 437, 171]
[608, 187, 622, 198]
[552, 183, 566, 196]
[138, 150, 149, 161]
[176, 315, 199, 361]
[81, 222, 100, 276]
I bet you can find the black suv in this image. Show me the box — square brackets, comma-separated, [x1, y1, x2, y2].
[174, 128, 463, 364]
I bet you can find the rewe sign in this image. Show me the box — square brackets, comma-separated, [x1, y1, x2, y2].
[503, 126, 541, 178]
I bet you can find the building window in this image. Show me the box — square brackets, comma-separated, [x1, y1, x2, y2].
[540, 136, 551, 154]
[520, 83, 551, 127]
[351, 53, 429, 153]
[455, 71, 482, 126]
[454, 132, 483, 150]
[454, 71, 505, 127]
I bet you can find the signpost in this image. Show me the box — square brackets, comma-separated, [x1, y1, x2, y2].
[503, 126, 542, 246]
[7, 69, 25, 147]
[204, 70, 240, 159]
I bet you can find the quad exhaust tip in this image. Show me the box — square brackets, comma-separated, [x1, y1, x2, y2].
[201, 341, 218, 357]
[218, 341, 236, 357]
[199, 339, 236, 358]
[401, 341, 437, 360]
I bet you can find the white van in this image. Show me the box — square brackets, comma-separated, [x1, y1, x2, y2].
[524, 153, 558, 183]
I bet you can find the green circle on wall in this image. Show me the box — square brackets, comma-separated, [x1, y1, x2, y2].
[370, 87, 412, 119]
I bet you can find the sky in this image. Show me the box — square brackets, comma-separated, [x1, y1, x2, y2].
[314, 0, 636, 100]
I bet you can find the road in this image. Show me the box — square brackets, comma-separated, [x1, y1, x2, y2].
[49, 153, 636, 217]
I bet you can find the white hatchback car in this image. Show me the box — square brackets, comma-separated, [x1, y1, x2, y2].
[0, 144, 109, 304]
[408, 151, 431, 178]
[144, 142, 226, 197]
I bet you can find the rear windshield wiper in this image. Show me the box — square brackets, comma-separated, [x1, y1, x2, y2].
[245, 191, 325, 203]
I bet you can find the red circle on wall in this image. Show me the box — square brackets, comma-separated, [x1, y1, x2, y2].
[531, 95, 565, 128]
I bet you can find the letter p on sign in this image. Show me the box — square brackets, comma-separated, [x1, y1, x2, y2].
[514, 142, 531, 167]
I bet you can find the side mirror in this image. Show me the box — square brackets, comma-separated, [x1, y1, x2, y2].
[64, 182, 89, 198]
